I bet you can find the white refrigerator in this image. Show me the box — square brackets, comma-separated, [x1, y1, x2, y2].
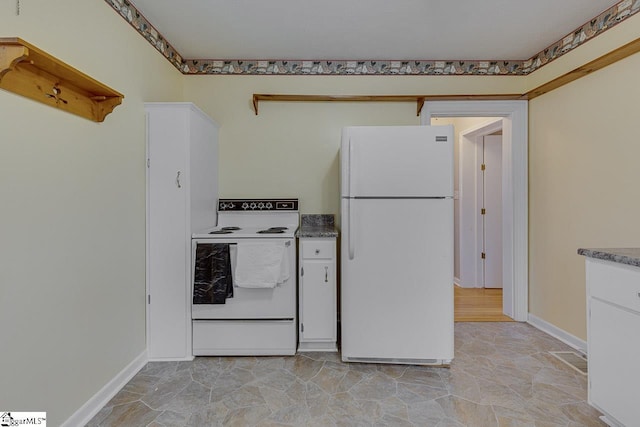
[340, 125, 454, 365]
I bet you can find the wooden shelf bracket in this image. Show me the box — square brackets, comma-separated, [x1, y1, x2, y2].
[0, 38, 124, 122]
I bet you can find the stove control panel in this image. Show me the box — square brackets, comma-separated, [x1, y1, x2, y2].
[218, 198, 299, 211]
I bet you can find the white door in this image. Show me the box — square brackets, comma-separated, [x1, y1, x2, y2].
[482, 135, 502, 288]
[341, 125, 453, 197]
[300, 260, 335, 341]
[589, 298, 640, 426]
[147, 108, 189, 359]
[341, 198, 454, 361]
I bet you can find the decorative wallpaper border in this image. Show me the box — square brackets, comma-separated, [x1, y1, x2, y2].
[182, 60, 527, 76]
[105, 0, 184, 70]
[522, 0, 640, 73]
[105, 0, 639, 76]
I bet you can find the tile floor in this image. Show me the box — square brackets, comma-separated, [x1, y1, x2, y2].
[87, 323, 606, 426]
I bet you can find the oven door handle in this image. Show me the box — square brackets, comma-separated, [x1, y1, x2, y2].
[193, 242, 290, 247]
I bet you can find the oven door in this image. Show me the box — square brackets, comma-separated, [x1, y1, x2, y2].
[191, 238, 296, 320]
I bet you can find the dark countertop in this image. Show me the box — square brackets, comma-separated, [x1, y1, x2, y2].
[577, 248, 640, 268]
[296, 214, 339, 238]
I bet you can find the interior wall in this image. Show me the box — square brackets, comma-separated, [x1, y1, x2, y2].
[529, 51, 640, 340]
[0, 1, 183, 425]
[183, 76, 525, 227]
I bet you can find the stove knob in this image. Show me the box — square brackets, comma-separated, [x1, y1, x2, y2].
[242, 202, 249, 210]
[220, 203, 227, 210]
[250, 202, 257, 209]
[229, 203, 235, 209]
[266, 202, 273, 209]
[258, 202, 265, 209]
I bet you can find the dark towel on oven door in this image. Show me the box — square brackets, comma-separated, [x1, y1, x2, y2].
[193, 243, 233, 304]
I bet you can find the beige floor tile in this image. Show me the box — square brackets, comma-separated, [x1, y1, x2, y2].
[88, 323, 604, 427]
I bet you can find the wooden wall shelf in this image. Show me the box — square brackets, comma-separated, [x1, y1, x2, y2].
[252, 93, 526, 116]
[0, 38, 124, 122]
[251, 38, 640, 115]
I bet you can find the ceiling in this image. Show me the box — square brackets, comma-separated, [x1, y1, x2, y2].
[129, 0, 617, 61]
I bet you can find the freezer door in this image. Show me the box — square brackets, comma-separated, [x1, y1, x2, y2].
[340, 198, 454, 362]
[341, 125, 453, 198]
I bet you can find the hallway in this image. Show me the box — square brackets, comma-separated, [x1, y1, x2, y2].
[454, 286, 514, 322]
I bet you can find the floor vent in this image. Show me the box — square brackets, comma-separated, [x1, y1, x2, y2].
[549, 351, 588, 375]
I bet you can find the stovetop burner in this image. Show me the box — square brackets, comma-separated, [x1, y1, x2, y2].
[209, 230, 233, 234]
[267, 227, 288, 231]
[221, 226, 241, 231]
[257, 228, 286, 234]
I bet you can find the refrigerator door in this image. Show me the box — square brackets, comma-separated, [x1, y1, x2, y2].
[341, 198, 454, 363]
[341, 125, 453, 198]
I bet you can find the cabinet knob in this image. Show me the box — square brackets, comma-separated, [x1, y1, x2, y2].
[315, 249, 320, 255]
[325, 266, 328, 282]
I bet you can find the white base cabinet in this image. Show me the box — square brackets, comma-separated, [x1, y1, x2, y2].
[586, 258, 640, 427]
[298, 238, 337, 352]
[145, 103, 219, 361]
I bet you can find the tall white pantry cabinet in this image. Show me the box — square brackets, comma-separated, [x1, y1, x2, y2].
[145, 103, 219, 361]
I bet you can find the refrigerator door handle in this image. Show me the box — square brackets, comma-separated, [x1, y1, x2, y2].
[348, 198, 355, 260]
[348, 137, 354, 198]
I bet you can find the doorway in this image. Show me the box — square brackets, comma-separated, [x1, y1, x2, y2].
[432, 117, 509, 321]
[422, 100, 528, 322]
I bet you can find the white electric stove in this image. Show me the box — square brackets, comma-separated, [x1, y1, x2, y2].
[191, 198, 299, 356]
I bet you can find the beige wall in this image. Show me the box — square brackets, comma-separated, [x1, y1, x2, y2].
[183, 76, 524, 225]
[0, 1, 182, 424]
[529, 51, 640, 340]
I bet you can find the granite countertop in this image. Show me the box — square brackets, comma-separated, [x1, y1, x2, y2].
[577, 248, 640, 268]
[296, 214, 339, 238]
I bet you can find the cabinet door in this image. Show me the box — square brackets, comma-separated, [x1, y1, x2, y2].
[590, 297, 640, 426]
[147, 108, 189, 359]
[301, 260, 335, 341]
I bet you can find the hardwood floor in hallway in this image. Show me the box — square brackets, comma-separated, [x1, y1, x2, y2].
[454, 286, 514, 322]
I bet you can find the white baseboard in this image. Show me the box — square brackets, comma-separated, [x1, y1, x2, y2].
[61, 350, 147, 427]
[527, 313, 587, 355]
[148, 356, 194, 362]
[454, 281, 480, 289]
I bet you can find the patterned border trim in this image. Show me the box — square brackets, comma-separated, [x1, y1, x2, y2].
[182, 60, 527, 76]
[523, 0, 640, 73]
[105, 0, 184, 70]
[105, 0, 639, 76]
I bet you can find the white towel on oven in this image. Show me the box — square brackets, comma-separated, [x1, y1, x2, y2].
[234, 241, 290, 288]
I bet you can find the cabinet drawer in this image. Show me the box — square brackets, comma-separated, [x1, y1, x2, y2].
[587, 258, 640, 313]
[301, 239, 335, 259]
[193, 320, 296, 356]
